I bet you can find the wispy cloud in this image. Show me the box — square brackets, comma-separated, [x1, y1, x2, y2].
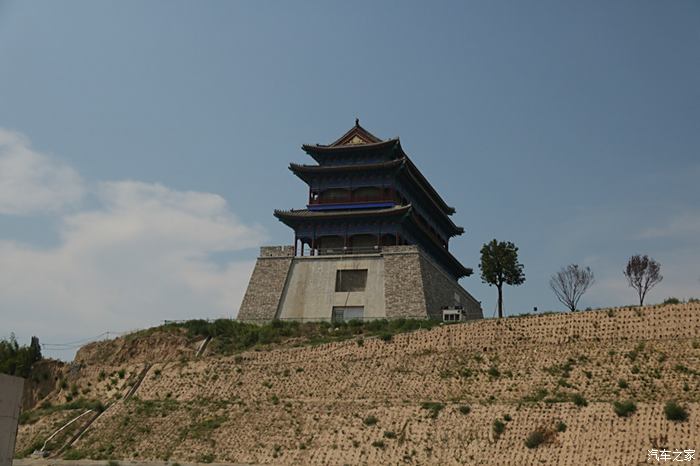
[539, 200, 700, 310]
[637, 211, 700, 239]
[0, 129, 85, 215]
[0, 129, 266, 358]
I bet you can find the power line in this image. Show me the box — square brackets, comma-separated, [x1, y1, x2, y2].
[43, 332, 111, 347]
[42, 331, 129, 349]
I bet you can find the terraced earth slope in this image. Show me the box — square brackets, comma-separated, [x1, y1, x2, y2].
[15, 303, 700, 465]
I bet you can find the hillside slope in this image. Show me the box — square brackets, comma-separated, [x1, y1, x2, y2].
[16, 303, 700, 465]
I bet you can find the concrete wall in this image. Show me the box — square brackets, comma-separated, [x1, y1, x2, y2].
[0, 374, 24, 466]
[277, 254, 386, 320]
[237, 246, 294, 322]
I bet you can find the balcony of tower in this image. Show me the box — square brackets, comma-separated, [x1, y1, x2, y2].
[294, 231, 408, 258]
[303, 186, 454, 251]
[307, 186, 402, 211]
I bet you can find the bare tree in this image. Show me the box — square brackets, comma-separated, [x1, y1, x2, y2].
[549, 264, 595, 311]
[624, 255, 662, 306]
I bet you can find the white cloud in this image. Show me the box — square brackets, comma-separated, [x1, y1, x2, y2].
[0, 131, 266, 358]
[0, 129, 85, 214]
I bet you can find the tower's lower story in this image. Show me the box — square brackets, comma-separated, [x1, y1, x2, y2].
[237, 244, 482, 323]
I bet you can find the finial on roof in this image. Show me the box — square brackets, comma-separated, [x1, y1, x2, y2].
[355, 117, 359, 126]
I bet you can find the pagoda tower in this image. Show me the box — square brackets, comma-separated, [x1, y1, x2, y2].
[238, 121, 482, 323]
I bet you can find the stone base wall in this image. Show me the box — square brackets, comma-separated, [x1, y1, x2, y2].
[237, 246, 294, 322]
[418, 253, 482, 320]
[0, 374, 24, 466]
[237, 244, 482, 322]
[383, 246, 429, 319]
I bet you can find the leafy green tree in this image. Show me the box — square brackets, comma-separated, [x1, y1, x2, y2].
[0, 334, 42, 378]
[479, 239, 525, 318]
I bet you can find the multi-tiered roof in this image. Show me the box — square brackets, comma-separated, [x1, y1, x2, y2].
[275, 120, 472, 279]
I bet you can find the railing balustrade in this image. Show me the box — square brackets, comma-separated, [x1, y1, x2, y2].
[316, 246, 382, 256]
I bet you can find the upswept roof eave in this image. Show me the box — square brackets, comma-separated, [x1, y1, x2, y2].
[299, 143, 456, 214]
[401, 216, 473, 278]
[273, 204, 471, 278]
[288, 158, 405, 175]
[273, 204, 413, 224]
[301, 138, 400, 156]
[402, 155, 456, 215]
[288, 159, 405, 185]
[393, 157, 463, 236]
[287, 156, 464, 237]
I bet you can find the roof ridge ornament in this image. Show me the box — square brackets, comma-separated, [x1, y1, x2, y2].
[323, 120, 383, 147]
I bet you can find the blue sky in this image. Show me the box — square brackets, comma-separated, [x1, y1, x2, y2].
[1, 1, 698, 359]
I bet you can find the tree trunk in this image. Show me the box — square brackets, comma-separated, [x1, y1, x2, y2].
[497, 285, 503, 318]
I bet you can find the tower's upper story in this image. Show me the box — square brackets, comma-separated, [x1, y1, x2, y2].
[294, 120, 463, 238]
[275, 121, 472, 279]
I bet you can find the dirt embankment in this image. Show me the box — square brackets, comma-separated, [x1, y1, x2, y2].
[15, 303, 700, 465]
[21, 359, 65, 411]
[74, 329, 200, 366]
[20, 329, 200, 413]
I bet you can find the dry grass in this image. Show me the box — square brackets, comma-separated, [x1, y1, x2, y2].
[16, 302, 700, 465]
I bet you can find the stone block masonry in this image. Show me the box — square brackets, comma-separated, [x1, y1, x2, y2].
[382, 246, 429, 319]
[237, 244, 482, 322]
[419, 252, 482, 320]
[383, 245, 481, 319]
[237, 246, 294, 322]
